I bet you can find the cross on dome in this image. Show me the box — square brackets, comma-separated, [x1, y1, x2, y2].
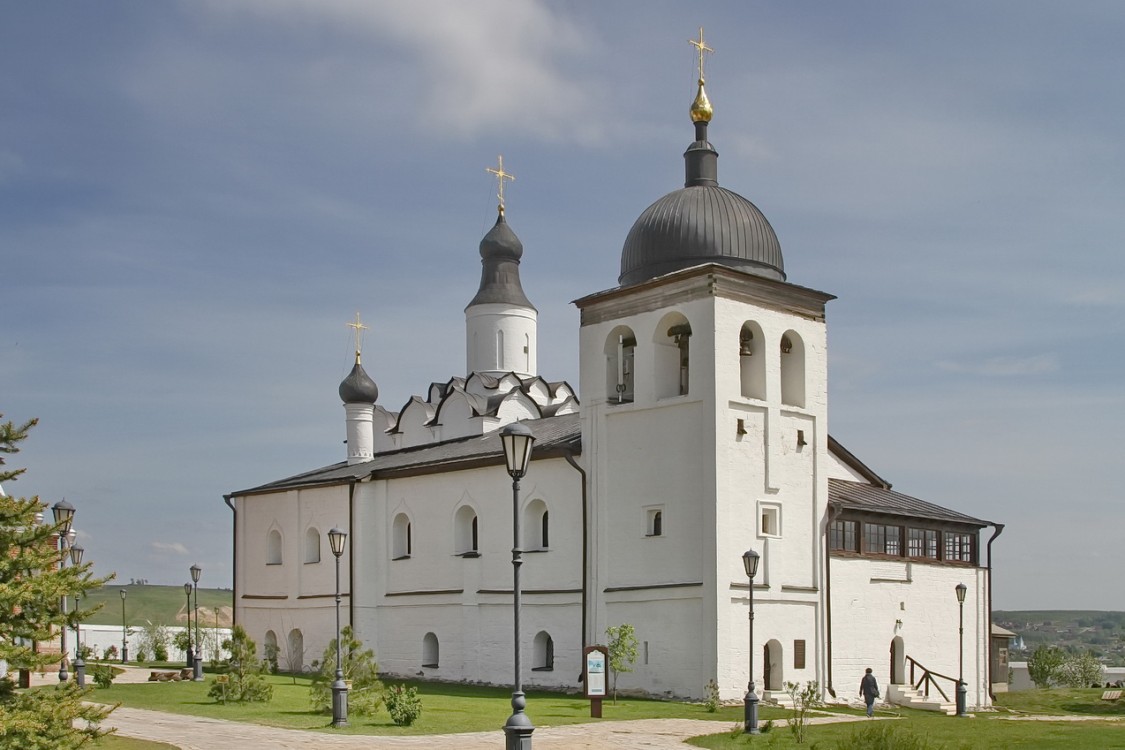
[346, 312, 369, 363]
[689, 27, 714, 83]
[486, 155, 515, 215]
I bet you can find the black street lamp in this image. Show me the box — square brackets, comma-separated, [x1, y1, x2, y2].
[500, 421, 536, 750]
[742, 549, 761, 734]
[955, 582, 968, 717]
[184, 582, 194, 668]
[120, 589, 129, 662]
[190, 564, 203, 680]
[70, 545, 85, 687]
[51, 500, 75, 683]
[328, 527, 348, 728]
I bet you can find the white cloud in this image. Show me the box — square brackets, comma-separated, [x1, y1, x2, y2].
[151, 541, 190, 556]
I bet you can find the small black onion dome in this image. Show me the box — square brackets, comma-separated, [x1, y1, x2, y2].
[338, 360, 378, 404]
[619, 185, 784, 286]
[480, 213, 523, 260]
[466, 213, 535, 310]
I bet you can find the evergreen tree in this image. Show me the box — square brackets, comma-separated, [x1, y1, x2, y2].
[0, 413, 115, 746]
[310, 625, 383, 716]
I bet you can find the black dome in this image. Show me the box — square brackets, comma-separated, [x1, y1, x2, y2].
[618, 110, 785, 287]
[339, 361, 378, 404]
[466, 213, 535, 310]
[619, 184, 784, 286]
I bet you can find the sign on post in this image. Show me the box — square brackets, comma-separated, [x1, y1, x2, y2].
[583, 645, 609, 718]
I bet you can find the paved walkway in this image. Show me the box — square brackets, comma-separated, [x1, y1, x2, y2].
[27, 666, 877, 749]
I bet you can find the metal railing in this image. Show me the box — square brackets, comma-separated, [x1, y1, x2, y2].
[905, 655, 958, 703]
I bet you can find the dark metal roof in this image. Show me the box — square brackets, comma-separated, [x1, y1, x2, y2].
[229, 412, 581, 496]
[338, 360, 379, 404]
[619, 118, 784, 287]
[466, 213, 535, 310]
[828, 478, 990, 528]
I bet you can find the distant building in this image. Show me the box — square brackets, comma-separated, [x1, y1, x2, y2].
[227, 49, 1002, 708]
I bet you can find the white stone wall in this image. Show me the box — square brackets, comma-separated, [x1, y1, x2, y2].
[830, 556, 991, 708]
[465, 303, 537, 378]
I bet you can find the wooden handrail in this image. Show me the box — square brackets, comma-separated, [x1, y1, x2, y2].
[905, 655, 958, 703]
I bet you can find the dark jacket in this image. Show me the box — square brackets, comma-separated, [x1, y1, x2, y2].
[860, 673, 879, 698]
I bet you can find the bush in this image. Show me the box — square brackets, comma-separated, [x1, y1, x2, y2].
[833, 722, 945, 749]
[310, 626, 383, 716]
[784, 680, 821, 744]
[137, 622, 170, 664]
[384, 684, 422, 726]
[91, 664, 115, 689]
[135, 650, 147, 664]
[704, 678, 720, 712]
[102, 645, 118, 661]
[207, 626, 273, 704]
[1057, 651, 1105, 688]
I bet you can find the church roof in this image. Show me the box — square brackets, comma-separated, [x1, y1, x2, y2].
[229, 412, 581, 496]
[338, 359, 379, 404]
[466, 213, 535, 310]
[618, 76, 784, 287]
[828, 478, 991, 528]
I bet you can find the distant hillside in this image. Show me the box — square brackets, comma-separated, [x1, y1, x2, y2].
[80, 584, 233, 628]
[994, 610, 1125, 664]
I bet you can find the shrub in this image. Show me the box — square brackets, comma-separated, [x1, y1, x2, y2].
[1057, 651, 1105, 688]
[384, 684, 422, 726]
[704, 678, 720, 712]
[102, 645, 118, 661]
[783, 680, 821, 744]
[135, 650, 147, 664]
[310, 626, 383, 716]
[833, 722, 945, 749]
[207, 625, 273, 704]
[91, 664, 115, 689]
[137, 622, 170, 664]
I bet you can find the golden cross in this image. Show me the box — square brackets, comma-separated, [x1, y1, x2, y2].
[689, 27, 714, 82]
[486, 155, 515, 214]
[346, 312, 369, 359]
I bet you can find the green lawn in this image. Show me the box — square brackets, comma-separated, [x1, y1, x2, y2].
[88, 673, 787, 736]
[82, 584, 232, 627]
[94, 736, 177, 750]
[687, 689, 1125, 749]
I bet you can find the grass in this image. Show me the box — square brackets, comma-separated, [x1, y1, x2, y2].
[87, 672, 788, 735]
[94, 736, 177, 750]
[82, 584, 232, 627]
[687, 689, 1125, 749]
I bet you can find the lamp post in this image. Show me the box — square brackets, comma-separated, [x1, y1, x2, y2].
[742, 549, 761, 734]
[120, 589, 129, 662]
[184, 582, 194, 668]
[955, 582, 968, 717]
[500, 421, 536, 750]
[51, 500, 75, 682]
[190, 564, 203, 680]
[328, 527, 348, 728]
[70, 545, 85, 687]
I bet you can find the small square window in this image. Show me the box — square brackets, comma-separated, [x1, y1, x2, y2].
[759, 503, 781, 538]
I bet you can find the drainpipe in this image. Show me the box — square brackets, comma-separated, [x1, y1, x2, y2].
[985, 523, 1005, 703]
[348, 481, 356, 632]
[224, 495, 237, 629]
[824, 503, 838, 698]
[563, 448, 588, 681]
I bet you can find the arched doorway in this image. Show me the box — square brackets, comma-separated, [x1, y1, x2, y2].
[890, 636, 905, 685]
[764, 639, 783, 691]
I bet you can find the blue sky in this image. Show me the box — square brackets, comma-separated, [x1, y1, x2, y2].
[3, 1, 1123, 609]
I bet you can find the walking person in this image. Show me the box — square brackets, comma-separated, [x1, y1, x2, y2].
[860, 667, 879, 717]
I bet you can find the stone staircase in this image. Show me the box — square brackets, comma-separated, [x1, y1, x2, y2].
[886, 683, 957, 715]
[762, 689, 795, 709]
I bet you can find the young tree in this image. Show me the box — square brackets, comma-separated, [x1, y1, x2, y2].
[0, 413, 115, 746]
[1057, 651, 1105, 688]
[310, 625, 383, 716]
[208, 625, 273, 703]
[1027, 644, 1065, 688]
[605, 623, 638, 704]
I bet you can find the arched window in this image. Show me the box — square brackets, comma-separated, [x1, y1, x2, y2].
[304, 527, 321, 564]
[287, 629, 304, 672]
[392, 513, 412, 560]
[267, 529, 282, 565]
[522, 499, 549, 550]
[604, 327, 636, 404]
[497, 329, 505, 370]
[455, 505, 480, 557]
[654, 313, 690, 399]
[422, 632, 439, 669]
[780, 331, 806, 408]
[264, 630, 278, 670]
[533, 631, 554, 671]
[739, 322, 766, 400]
[524, 333, 531, 373]
[647, 508, 663, 537]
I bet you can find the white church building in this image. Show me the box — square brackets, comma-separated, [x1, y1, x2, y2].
[227, 65, 1003, 709]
